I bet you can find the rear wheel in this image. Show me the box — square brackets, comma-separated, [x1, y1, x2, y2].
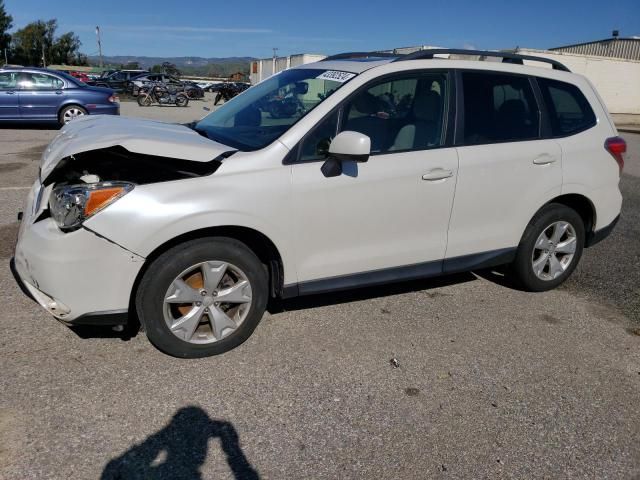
[59, 105, 87, 125]
[511, 203, 585, 291]
[136, 238, 268, 358]
[176, 94, 189, 107]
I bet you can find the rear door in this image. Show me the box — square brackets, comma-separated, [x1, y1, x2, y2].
[0, 71, 20, 119]
[17, 72, 65, 120]
[446, 70, 562, 263]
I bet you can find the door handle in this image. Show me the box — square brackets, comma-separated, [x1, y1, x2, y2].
[422, 169, 453, 181]
[6, 90, 15, 95]
[533, 154, 557, 165]
[55, 91, 63, 95]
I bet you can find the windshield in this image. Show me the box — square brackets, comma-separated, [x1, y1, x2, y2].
[195, 68, 355, 151]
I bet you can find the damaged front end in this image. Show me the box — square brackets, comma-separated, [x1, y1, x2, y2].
[41, 146, 235, 232]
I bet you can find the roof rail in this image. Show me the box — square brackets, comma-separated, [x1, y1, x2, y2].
[393, 48, 571, 72]
[321, 51, 398, 61]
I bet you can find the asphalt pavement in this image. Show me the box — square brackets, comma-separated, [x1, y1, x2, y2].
[0, 105, 638, 479]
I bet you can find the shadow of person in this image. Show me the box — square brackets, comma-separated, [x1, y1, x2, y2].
[101, 406, 259, 480]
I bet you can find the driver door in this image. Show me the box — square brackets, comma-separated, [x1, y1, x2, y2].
[290, 71, 458, 291]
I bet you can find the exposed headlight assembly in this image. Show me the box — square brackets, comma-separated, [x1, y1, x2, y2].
[49, 182, 134, 231]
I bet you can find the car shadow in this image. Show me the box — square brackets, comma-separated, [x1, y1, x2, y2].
[70, 269, 513, 340]
[100, 406, 259, 480]
[268, 271, 477, 313]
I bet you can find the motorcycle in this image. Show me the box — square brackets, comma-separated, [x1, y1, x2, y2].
[210, 82, 250, 106]
[137, 82, 189, 107]
[262, 81, 308, 119]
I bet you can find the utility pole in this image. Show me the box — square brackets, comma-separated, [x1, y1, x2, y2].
[272, 47, 278, 76]
[3, 48, 7, 66]
[96, 26, 104, 68]
[41, 42, 46, 68]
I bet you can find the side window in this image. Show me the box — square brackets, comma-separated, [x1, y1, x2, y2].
[0, 72, 19, 90]
[19, 73, 64, 90]
[341, 73, 447, 154]
[462, 72, 539, 145]
[538, 78, 596, 136]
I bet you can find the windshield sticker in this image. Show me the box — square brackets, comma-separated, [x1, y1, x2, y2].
[316, 71, 356, 83]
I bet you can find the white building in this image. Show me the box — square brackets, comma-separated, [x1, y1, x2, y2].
[512, 47, 640, 121]
[250, 54, 327, 84]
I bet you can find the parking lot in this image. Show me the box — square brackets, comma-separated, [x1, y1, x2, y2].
[0, 99, 639, 479]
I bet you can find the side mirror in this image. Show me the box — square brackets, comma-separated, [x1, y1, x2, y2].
[321, 131, 371, 177]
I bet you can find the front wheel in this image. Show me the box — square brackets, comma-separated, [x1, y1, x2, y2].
[136, 238, 268, 358]
[137, 94, 152, 107]
[511, 203, 585, 291]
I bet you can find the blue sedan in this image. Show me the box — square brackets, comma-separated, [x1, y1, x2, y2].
[0, 67, 119, 126]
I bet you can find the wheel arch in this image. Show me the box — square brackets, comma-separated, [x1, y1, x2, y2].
[545, 193, 596, 236]
[129, 226, 286, 318]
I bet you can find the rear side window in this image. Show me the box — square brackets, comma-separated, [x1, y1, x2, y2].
[538, 78, 596, 136]
[462, 72, 539, 145]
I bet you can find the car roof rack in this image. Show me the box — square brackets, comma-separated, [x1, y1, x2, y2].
[393, 48, 571, 72]
[321, 51, 399, 61]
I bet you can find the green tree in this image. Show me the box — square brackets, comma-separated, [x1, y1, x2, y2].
[0, 0, 12, 60]
[11, 19, 56, 66]
[52, 31, 83, 64]
[11, 19, 84, 66]
[161, 61, 180, 77]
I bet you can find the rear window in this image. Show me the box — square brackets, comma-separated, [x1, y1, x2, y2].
[538, 78, 596, 136]
[462, 72, 539, 145]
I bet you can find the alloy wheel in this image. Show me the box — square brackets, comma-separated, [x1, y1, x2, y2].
[63, 108, 85, 124]
[531, 221, 577, 281]
[163, 261, 253, 344]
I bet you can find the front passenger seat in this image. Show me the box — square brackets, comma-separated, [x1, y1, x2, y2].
[390, 90, 442, 151]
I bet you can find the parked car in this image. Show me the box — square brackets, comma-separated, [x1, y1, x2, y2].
[209, 82, 250, 105]
[67, 71, 91, 83]
[182, 81, 205, 99]
[91, 69, 149, 92]
[128, 73, 179, 96]
[12, 50, 624, 358]
[0, 67, 119, 125]
[128, 74, 204, 99]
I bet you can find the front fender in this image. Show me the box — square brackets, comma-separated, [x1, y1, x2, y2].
[84, 170, 296, 284]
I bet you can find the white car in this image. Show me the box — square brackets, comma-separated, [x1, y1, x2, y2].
[12, 49, 625, 358]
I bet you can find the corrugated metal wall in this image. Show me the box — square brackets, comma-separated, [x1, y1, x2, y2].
[550, 39, 640, 61]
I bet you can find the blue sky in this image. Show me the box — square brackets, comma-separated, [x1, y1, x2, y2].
[5, 0, 640, 58]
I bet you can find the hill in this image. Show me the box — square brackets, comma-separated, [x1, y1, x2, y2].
[88, 55, 255, 77]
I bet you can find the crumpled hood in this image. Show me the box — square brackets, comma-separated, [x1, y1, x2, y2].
[40, 115, 234, 181]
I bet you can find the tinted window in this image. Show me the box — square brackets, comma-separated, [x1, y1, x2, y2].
[538, 78, 596, 136]
[0, 71, 19, 89]
[20, 73, 64, 90]
[462, 72, 539, 144]
[340, 72, 447, 154]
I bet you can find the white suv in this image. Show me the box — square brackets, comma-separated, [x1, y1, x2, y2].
[12, 49, 625, 357]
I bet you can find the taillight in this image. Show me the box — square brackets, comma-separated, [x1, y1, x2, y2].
[605, 136, 626, 174]
[108, 95, 119, 103]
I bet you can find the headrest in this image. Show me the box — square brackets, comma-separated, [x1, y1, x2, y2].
[413, 90, 441, 122]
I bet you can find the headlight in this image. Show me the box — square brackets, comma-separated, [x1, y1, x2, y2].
[49, 181, 134, 231]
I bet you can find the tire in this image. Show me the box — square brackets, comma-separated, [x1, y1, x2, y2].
[511, 203, 585, 292]
[58, 105, 87, 126]
[136, 237, 268, 358]
[176, 95, 189, 107]
[137, 94, 152, 107]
